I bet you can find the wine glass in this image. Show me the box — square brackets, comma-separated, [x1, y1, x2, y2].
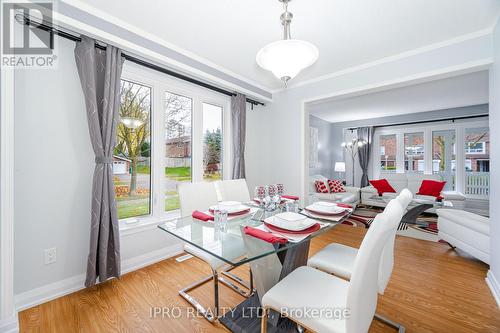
[276, 183, 284, 196]
[255, 186, 266, 206]
[267, 184, 277, 197]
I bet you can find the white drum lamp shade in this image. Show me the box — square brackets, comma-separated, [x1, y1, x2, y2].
[334, 162, 346, 173]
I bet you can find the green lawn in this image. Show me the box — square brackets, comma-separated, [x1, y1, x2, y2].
[117, 200, 150, 219]
[136, 165, 151, 174]
[165, 167, 191, 181]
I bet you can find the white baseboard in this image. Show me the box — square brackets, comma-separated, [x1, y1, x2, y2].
[15, 244, 183, 312]
[486, 270, 500, 309]
[0, 315, 18, 333]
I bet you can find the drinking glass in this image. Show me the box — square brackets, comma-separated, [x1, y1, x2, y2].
[276, 183, 285, 196]
[255, 186, 266, 206]
[285, 201, 299, 213]
[267, 184, 277, 197]
[214, 208, 228, 232]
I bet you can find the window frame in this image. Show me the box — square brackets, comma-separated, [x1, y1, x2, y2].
[371, 118, 489, 199]
[119, 62, 232, 227]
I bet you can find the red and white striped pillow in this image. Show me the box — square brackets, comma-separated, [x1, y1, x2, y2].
[314, 180, 329, 193]
[328, 179, 345, 193]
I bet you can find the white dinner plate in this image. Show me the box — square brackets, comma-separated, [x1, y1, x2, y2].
[209, 203, 248, 214]
[264, 213, 317, 231]
[305, 203, 346, 215]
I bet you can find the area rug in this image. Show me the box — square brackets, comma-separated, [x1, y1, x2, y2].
[343, 206, 440, 242]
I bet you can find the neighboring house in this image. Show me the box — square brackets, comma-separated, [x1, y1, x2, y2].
[113, 155, 131, 175]
[166, 136, 191, 158]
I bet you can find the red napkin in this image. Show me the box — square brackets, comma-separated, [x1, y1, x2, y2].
[336, 203, 352, 209]
[243, 226, 288, 244]
[192, 210, 214, 221]
[282, 195, 300, 201]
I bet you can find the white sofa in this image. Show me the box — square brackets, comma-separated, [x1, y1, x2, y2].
[309, 175, 360, 207]
[361, 173, 465, 211]
[436, 209, 490, 264]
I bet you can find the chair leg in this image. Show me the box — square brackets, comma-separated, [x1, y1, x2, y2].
[219, 265, 255, 297]
[213, 268, 220, 319]
[261, 307, 268, 333]
[375, 313, 406, 333]
[179, 275, 217, 322]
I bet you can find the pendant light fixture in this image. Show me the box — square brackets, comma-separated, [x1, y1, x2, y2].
[256, 0, 319, 86]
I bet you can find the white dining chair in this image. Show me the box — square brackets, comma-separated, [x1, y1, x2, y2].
[177, 182, 251, 322]
[215, 178, 251, 202]
[261, 203, 402, 333]
[306, 192, 411, 332]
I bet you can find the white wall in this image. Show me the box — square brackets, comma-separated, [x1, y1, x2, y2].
[251, 32, 493, 202]
[488, 21, 500, 306]
[13, 38, 181, 302]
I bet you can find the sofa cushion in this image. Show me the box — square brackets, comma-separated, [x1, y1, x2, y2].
[334, 192, 357, 203]
[315, 180, 329, 193]
[436, 209, 490, 235]
[417, 180, 446, 197]
[407, 173, 441, 194]
[327, 179, 345, 193]
[384, 173, 409, 193]
[369, 179, 396, 195]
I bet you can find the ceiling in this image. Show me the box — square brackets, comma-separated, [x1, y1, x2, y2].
[74, 0, 500, 91]
[308, 71, 489, 123]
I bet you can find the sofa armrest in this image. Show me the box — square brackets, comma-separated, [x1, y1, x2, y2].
[361, 186, 377, 194]
[441, 191, 466, 201]
[343, 186, 360, 194]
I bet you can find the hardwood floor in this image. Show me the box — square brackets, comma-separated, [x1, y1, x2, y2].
[19, 225, 500, 332]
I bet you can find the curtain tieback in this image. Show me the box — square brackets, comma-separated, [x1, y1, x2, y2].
[95, 156, 113, 164]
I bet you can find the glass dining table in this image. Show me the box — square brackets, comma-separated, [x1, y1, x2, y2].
[158, 204, 353, 333]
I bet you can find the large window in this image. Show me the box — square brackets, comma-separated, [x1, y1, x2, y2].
[202, 103, 223, 181]
[373, 119, 489, 199]
[465, 127, 489, 196]
[114, 64, 230, 221]
[115, 80, 152, 219]
[164, 92, 193, 211]
[404, 132, 424, 173]
[432, 130, 456, 191]
[379, 134, 396, 173]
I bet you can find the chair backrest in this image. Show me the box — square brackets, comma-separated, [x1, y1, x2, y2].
[397, 188, 413, 208]
[377, 199, 405, 294]
[345, 202, 402, 333]
[177, 182, 219, 217]
[215, 179, 251, 202]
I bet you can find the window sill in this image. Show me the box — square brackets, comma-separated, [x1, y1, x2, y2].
[119, 210, 181, 236]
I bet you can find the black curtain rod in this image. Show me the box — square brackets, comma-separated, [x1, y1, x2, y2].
[346, 113, 489, 131]
[19, 15, 265, 108]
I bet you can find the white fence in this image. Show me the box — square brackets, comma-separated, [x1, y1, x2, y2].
[466, 172, 489, 196]
[165, 157, 191, 168]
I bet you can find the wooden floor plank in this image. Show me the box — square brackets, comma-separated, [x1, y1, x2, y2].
[18, 224, 500, 333]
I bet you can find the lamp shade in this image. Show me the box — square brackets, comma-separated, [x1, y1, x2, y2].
[256, 39, 319, 83]
[334, 162, 346, 173]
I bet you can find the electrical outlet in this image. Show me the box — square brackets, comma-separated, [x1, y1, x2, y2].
[44, 247, 57, 265]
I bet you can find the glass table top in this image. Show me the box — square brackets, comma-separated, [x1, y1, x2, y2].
[158, 206, 352, 267]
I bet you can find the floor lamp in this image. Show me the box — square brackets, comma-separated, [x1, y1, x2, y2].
[341, 138, 366, 186]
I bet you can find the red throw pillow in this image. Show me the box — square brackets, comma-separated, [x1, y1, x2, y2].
[369, 179, 396, 195]
[417, 180, 446, 197]
[328, 179, 345, 193]
[314, 180, 329, 193]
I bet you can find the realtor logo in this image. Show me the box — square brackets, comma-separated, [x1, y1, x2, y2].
[1, 1, 57, 68]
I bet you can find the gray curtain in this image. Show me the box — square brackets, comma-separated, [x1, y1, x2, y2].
[231, 93, 246, 179]
[357, 126, 374, 188]
[75, 36, 124, 287]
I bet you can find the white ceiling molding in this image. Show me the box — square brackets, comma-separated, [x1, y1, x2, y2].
[308, 70, 489, 123]
[275, 28, 494, 93]
[58, 0, 273, 101]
